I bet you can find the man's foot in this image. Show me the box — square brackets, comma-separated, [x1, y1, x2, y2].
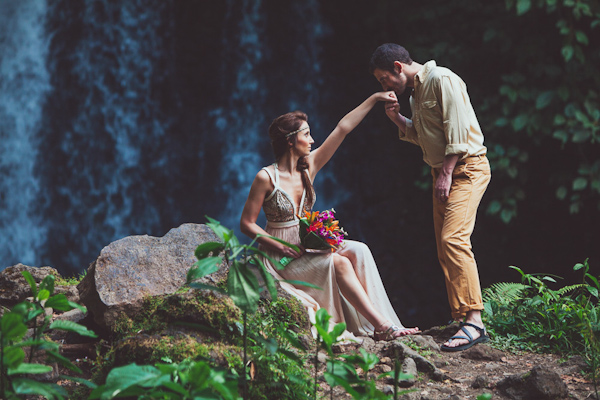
[373, 322, 420, 341]
[441, 322, 489, 352]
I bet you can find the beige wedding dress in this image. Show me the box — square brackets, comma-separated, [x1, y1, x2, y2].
[258, 163, 404, 339]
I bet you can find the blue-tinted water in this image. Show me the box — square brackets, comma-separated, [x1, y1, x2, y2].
[0, 0, 333, 273]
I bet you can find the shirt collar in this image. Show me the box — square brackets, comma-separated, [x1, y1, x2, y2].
[415, 60, 437, 86]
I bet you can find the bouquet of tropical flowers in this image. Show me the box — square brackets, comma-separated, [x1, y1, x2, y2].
[299, 209, 347, 251]
[278, 209, 347, 267]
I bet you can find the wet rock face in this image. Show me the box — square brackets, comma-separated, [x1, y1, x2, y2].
[77, 223, 226, 329]
[496, 365, 569, 400]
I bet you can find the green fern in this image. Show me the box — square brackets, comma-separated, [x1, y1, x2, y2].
[483, 282, 530, 304]
[557, 283, 587, 296]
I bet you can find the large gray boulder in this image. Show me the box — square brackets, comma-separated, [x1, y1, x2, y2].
[77, 223, 226, 329]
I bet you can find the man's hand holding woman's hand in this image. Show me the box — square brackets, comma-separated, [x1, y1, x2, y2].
[379, 91, 403, 126]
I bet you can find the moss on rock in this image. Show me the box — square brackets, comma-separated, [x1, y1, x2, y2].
[111, 288, 241, 340]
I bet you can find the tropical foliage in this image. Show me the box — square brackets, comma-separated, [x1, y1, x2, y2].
[482, 259, 600, 373]
[0, 272, 97, 399]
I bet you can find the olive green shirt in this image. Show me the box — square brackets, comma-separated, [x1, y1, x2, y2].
[401, 60, 487, 168]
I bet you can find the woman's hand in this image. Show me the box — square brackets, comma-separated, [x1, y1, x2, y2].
[374, 91, 398, 103]
[279, 243, 304, 259]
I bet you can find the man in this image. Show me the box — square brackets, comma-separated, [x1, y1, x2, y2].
[369, 43, 491, 351]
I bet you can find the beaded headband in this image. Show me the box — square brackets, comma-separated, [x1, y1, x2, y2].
[285, 126, 309, 138]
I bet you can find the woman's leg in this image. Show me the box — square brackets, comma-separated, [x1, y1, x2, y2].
[332, 254, 418, 335]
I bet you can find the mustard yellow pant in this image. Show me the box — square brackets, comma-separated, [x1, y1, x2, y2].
[432, 156, 491, 320]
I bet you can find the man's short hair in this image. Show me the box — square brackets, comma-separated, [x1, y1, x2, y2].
[369, 43, 413, 74]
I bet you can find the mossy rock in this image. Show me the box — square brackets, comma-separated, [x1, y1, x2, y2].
[112, 332, 242, 367]
[258, 286, 311, 333]
[112, 288, 241, 340]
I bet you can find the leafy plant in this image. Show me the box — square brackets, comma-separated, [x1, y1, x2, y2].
[313, 308, 413, 400]
[94, 217, 420, 399]
[486, 0, 600, 220]
[483, 259, 600, 362]
[55, 271, 87, 286]
[89, 359, 240, 399]
[0, 271, 97, 399]
[187, 216, 317, 399]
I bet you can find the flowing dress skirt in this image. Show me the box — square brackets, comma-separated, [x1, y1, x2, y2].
[260, 221, 403, 339]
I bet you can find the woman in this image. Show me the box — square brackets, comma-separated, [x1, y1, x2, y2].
[240, 91, 419, 340]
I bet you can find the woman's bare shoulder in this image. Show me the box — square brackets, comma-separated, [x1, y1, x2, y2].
[253, 167, 274, 189]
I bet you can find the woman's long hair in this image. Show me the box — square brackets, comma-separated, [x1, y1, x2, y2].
[268, 111, 314, 207]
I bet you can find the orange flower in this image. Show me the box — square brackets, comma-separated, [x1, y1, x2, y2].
[303, 210, 319, 223]
[326, 221, 339, 232]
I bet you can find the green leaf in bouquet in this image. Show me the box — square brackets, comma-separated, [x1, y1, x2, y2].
[299, 218, 310, 242]
[304, 231, 332, 251]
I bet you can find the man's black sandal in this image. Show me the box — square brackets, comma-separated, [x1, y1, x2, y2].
[440, 322, 489, 352]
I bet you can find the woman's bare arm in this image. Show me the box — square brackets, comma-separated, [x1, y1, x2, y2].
[308, 91, 397, 178]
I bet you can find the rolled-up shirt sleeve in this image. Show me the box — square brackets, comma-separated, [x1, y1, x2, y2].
[399, 118, 420, 146]
[441, 75, 469, 157]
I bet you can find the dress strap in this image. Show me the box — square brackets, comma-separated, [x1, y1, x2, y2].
[261, 166, 278, 202]
[261, 166, 276, 187]
[274, 163, 280, 185]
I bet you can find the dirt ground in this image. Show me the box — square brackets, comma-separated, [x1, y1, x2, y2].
[316, 324, 599, 400]
[52, 324, 598, 400]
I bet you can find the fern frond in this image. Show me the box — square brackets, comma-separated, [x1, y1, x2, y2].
[483, 282, 530, 304]
[556, 283, 587, 296]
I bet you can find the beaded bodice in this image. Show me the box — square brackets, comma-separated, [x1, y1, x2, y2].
[262, 164, 315, 223]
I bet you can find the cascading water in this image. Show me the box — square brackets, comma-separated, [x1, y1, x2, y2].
[0, 0, 50, 266]
[35, 0, 177, 271]
[0, 0, 333, 273]
[210, 0, 333, 233]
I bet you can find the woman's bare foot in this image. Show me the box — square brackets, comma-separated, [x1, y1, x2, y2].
[373, 322, 420, 341]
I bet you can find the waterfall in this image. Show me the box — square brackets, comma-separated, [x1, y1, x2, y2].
[211, 0, 329, 233]
[0, 0, 331, 272]
[0, 0, 50, 266]
[36, 0, 176, 270]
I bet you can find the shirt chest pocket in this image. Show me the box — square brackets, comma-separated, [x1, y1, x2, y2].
[422, 100, 437, 109]
[419, 100, 440, 125]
